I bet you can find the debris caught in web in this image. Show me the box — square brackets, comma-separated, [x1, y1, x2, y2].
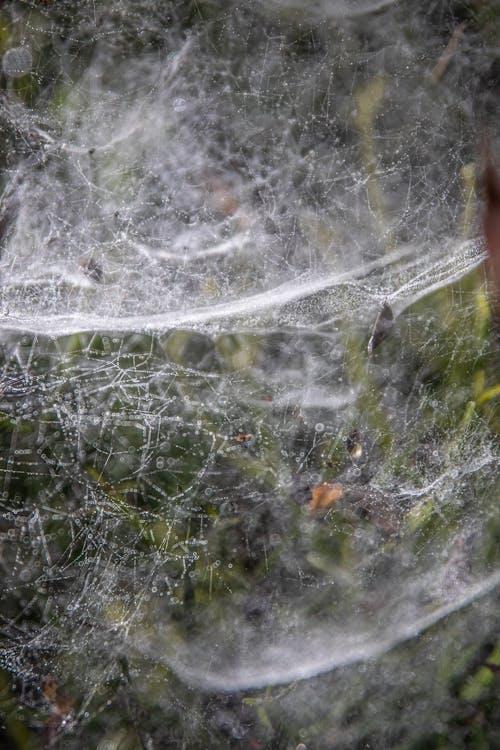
[367, 301, 394, 354]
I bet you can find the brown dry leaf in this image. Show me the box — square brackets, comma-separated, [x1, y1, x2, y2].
[43, 675, 75, 715]
[234, 433, 253, 443]
[55, 696, 74, 716]
[43, 676, 58, 704]
[43, 675, 76, 746]
[308, 482, 344, 512]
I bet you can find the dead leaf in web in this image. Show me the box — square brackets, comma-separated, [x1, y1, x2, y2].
[43, 675, 76, 744]
[308, 482, 344, 512]
[367, 301, 394, 354]
[43, 675, 75, 713]
[234, 433, 253, 443]
[43, 676, 58, 704]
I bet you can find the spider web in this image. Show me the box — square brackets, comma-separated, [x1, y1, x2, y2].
[0, 1, 499, 748]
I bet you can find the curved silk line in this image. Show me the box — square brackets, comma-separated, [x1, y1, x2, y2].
[0, 240, 482, 335]
[163, 569, 500, 691]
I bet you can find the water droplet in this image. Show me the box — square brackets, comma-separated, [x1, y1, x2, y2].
[173, 97, 187, 112]
[3, 47, 32, 78]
